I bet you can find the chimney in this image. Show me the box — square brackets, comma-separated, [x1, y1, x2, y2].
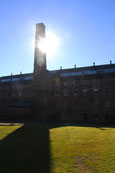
[34, 23, 46, 75]
[110, 60, 112, 64]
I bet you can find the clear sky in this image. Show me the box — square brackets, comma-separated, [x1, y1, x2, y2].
[0, 0, 115, 76]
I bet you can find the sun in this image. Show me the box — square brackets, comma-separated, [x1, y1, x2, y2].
[38, 31, 60, 57]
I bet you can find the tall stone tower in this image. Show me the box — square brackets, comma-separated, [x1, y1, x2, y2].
[33, 23, 50, 118]
[34, 23, 46, 76]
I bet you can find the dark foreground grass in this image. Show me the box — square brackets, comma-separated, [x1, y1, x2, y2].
[0, 124, 115, 173]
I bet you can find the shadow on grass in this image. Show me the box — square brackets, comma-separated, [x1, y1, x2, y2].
[0, 121, 114, 173]
[0, 123, 53, 173]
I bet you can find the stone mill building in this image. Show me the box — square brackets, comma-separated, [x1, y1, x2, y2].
[0, 23, 115, 123]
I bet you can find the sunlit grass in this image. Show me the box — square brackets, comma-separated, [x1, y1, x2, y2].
[0, 124, 115, 172]
[0, 125, 22, 141]
[50, 126, 115, 173]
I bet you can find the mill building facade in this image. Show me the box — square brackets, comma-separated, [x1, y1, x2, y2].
[0, 23, 115, 123]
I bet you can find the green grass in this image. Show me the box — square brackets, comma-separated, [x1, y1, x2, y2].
[0, 124, 115, 173]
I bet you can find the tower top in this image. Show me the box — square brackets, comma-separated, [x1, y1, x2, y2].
[36, 23, 45, 37]
[36, 23, 45, 26]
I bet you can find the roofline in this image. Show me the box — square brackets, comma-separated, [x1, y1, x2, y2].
[0, 73, 33, 79]
[0, 63, 115, 78]
[49, 63, 115, 73]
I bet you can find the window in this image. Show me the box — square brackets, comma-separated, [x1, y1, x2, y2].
[73, 90, 78, 96]
[55, 81, 60, 87]
[93, 104, 98, 109]
[105, 102, 110, 108]
[64, 81, 71, 86]
[81, 80, 88, 85]
[104, 114, 111, 121]
[73, 80, 77, 86]
[83, 113, 88, 121]
[64, 90, 68, 96]
[8, 92, 12, 97]
[104, 87, 110, 96]
[92, 80, 99, 85]
[25, 91, 29, 97]
[94, 114, 99, 121]
[18, 91, 22, 97]
[73, 104, 77, 111]
[12, 92, 16, 98]
[55, 77, 60, 86]
[55, 90, 59, 96]
[83, 88, 88, 96]
[64, 103, 68, 111]
[84, 104, 88, 110]
[93, 88, 98, 95]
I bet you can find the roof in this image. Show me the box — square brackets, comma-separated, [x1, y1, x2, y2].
[0, 73, 33, 83]
[49, 63, 115, 77]
[0, 63, 115, 82]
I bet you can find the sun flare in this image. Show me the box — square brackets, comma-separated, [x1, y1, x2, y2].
[38, 31, 60, 57]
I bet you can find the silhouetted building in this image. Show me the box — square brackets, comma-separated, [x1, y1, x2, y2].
[0, 23, 115, 123]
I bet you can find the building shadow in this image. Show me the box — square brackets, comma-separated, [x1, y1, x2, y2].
[0, 123, 52, 173]
[0, 122, 114, 173]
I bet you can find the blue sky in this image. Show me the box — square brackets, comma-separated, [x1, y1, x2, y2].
[0, 0, 115, 76]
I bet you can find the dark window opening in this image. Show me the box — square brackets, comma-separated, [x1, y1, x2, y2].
[94, 114, 99, 121]
[104, 114, 111, 121]
[104, 88, 110, 96]
[83, 113, 88, 121]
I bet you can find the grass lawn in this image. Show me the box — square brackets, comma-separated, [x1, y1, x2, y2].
[0, 123, 115, 173]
